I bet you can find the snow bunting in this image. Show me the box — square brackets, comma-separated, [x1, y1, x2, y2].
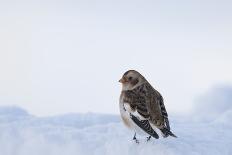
[119, 70, 177, 143]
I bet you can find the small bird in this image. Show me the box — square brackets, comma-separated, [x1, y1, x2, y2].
[119, 70, 177, 143]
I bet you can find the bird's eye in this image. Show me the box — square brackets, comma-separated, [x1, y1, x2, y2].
[128, 76, 133, 81]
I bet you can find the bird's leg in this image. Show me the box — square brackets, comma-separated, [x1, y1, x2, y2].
[146, 136, 151, 142]
[133, 132, 136, 140]
[133, 132, 139, 144]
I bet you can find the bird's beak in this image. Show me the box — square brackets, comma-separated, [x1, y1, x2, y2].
[119, 77, 127, 83]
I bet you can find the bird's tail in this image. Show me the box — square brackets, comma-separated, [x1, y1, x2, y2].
[160, 128, 177, 138]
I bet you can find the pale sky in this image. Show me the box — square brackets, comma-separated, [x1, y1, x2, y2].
[0, 0, 231, 116]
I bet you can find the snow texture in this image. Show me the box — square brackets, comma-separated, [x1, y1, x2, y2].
[0, 86, 232, 155]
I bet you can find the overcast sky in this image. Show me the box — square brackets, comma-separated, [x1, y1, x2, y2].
[0, 0, 231, 116]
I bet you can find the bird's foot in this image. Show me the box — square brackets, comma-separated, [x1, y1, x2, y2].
[133, 137, 139, 144]
[146, 136, 151, 142]
[133, 133, 139, 144]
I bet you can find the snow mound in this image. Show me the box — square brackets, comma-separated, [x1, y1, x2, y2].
[0, 86, 232, 155]
[0, 106, 30, 123]
[40, 113, 120, 128]
[0, 106, 28, 116]
[193, 85, 232, 122]
[0, 106, 231, 155]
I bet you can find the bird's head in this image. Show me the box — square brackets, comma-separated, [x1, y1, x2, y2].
[119, 70, 146, 91]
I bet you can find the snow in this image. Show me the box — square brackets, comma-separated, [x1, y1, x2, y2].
[192, 85, 232, 122]
[0, 86, 232, 155]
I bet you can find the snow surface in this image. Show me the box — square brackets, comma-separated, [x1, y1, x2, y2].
[0, 86, 232, 155]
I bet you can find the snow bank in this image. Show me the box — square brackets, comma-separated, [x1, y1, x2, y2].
[192, 85, 232, 122]
[0, 86, 232, 155]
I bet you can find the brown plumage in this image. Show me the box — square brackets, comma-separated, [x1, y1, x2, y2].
[119, 70, 177, 142]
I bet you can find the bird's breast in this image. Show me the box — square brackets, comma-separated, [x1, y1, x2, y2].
[119, 102, 133, 129]
[119, 93, 134, 129]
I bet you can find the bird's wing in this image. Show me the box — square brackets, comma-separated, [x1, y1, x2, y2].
[123, 91, 159, 139]
[157, 95, 170, 130]
[148, 87, 177, 138]
[128, 84, 176, 138]
[123, 90, 150, 119]
[147, 86, 171, 131]
[130, 114, 159, 139]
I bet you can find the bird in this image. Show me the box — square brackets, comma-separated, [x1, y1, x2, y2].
[119, 70, 177, 143]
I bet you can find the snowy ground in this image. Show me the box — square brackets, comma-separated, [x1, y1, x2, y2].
[0, 86, 232, 155]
